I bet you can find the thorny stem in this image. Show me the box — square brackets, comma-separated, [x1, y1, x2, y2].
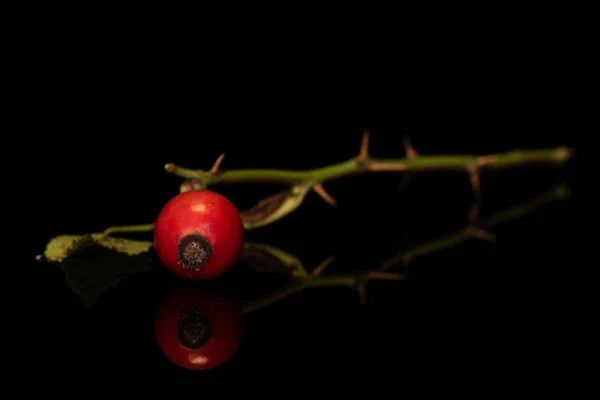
[241, 277, 357, 314]
[165, 132, 574, 229]
[166, 137, 573, 188]
[240, 184, 570, 313]
[241, 272, 407, 314]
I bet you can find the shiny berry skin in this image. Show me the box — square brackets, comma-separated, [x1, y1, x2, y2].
[154, 189, 245, 280]
[154, 285, 243, 370]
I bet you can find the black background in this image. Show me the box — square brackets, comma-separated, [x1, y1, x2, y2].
[14, 16, 587, 386]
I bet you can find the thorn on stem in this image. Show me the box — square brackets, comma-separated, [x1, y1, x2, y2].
[358, 129, 370, 160]
[312, 255, 336, 276]
[312, 183, 336, 206]
[209, 153, 226, 175]
[403, 136, 418, 159]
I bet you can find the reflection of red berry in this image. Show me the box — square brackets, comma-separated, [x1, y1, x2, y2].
[154, 285, 243, 370]
[154, 190, 244, 280]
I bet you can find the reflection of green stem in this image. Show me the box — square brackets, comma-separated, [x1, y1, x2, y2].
[484, 185, 569, 226]
[241, 276, 356, 314]
[379, 184, 569, 271]
[241, 184, 570, 313]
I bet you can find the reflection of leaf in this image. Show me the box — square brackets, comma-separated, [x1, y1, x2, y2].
[241, 241, 308, 276]
[44, 233, 153, 262]
[57, 243, 153, 307]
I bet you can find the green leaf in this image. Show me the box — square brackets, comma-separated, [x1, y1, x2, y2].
[44, 233, 153, 262]
[42, 233, 155, 306]
[240, 184, 311, 230]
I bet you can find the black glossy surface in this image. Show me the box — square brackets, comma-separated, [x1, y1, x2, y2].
[26, 124, 581, 384]
[8, 10, 592, 387]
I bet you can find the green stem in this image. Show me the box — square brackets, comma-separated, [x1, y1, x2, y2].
[103, 224, 155, 236]
[167, 147, 573, 187]
[166, 142, 573, 229]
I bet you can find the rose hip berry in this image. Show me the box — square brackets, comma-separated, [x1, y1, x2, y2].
[154, 285, 243, 370]
[154, 189, 244, 280]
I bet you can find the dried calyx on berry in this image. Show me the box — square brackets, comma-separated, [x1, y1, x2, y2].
[178, 310, 212, 350]
[177, 232, 213, 270]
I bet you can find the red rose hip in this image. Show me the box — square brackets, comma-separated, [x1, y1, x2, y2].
[154, 189, 244, 280]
